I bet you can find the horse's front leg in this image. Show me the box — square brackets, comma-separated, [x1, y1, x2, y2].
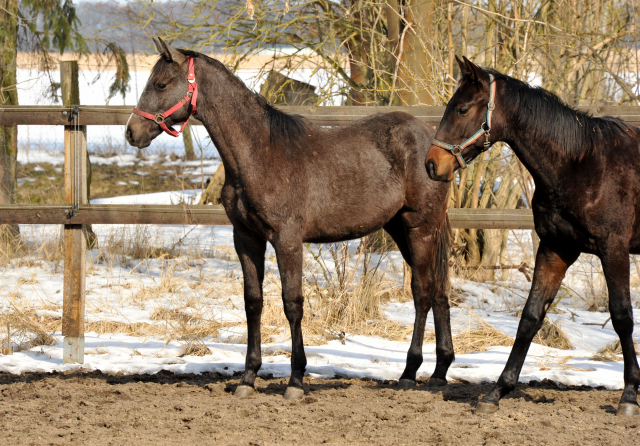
[233, 227, 267, 397]
[399, 224, 453, 389]
[476, 240, 579, 414]
[272, 230, 307, 400]
[599, 237, 640, 417]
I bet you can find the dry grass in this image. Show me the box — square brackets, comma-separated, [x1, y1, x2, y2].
[0, 309, 58, 354]
[533, 318, 573, 350]
[102, 226, 177, 262]
[590, 339, 640, 362]
[85, 320, 164, 337]
[514, 309, 574, 350]
[178, 336, 212, 357]
[422, 310, 514, 354]
[15, 159, 197, 205]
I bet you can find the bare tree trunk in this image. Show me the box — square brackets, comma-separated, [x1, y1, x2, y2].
[200, 163, 225, 205]
[0, 1, 20, 247]
[397, 0, 435, 105]
[182, 124, 196, 160]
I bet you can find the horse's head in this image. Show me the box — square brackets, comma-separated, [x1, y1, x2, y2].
[125, 38, 195, 149]
[426, 56, 501, 182]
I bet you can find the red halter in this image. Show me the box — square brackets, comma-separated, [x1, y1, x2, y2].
[132, 56, 198, 137]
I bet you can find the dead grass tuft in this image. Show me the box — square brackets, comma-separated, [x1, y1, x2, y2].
[0, 309, 58, 353]
[179, 336, 212, 357]
[150, 308, 191, 324]
[514, 310, 574, 350]
[103, 226, 177, 262]
[590, 339, 640, 362]
[533, 318, 573, 350]
[422, 311, 514, 354]
[85, 320, 164, 336]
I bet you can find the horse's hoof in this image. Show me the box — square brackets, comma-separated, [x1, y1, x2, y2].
[397, 379, 416, 390]
[283, 387, 305, 400]
[475, 401, 499, 415]
[617, 403, 640, 417]
[234, 385, 255, 398]
[426, 377, 447, 388]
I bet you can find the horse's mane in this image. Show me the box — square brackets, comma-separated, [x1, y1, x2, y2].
[484, 69, 638, 161]
[152, 49, 306, 147]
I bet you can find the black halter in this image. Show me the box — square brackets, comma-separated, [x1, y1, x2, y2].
[431, 74, 496, 168]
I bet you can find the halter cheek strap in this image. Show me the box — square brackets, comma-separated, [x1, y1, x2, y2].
[132, 56, 198, 138]
[431, 74, 496, 169]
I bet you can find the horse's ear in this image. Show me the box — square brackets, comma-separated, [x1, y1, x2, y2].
[156, 37, 186, 65]
[462, 56, 490, 84]
[154, 37, 172, 61]
[456, 55, 468, 78]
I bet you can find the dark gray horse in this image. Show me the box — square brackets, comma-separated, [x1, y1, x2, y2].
[126, 38, 453, 399]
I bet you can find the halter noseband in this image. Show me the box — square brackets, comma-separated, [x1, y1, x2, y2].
[431, 74, 496, 169]
[132, 56, 198, 138]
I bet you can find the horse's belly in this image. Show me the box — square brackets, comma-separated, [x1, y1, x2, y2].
[303, 203, 399, 243]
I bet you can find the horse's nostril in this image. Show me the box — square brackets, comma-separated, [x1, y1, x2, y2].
[426, 159, 437, 179]
[125, 127, 133, 142]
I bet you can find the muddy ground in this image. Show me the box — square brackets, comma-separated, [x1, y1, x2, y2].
[0, 371, 638, 446]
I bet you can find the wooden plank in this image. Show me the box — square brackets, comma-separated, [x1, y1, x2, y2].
[0, 204, 534, 229]
[61, 61, 86, 365]
[0, 204, 231, 225]
[2, 105, 639, 126]
[447, 208, 534, 230]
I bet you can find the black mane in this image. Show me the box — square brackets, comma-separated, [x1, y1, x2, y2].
[255, 95, 307, 147]
[486, 69, 638, 160]
[153, 49, 306, 147]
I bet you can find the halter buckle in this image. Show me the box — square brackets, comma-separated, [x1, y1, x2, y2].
[451, 145, 462, 155]
[154, 114, 165, 124]
[484, 131, 491, 149]
[487, 101, 495, 111]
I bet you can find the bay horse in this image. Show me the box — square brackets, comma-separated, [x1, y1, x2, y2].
[426, 56, 640, 417]
[126, 38, 453, 399]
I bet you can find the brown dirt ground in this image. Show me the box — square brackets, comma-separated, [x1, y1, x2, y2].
[0, 371, 638, 446]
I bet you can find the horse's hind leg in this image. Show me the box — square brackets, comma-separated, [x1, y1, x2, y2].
[477, 240, 578, 414]
[233, 227, 267, 397]
[272, 230, 307, 400]
[385, 218, 453, 389]
[599, 238, 640, 417]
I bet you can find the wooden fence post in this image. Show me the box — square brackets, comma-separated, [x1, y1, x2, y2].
[61, 61, 87, 364]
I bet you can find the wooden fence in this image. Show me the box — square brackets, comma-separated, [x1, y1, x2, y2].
[2, 63, 640, 364]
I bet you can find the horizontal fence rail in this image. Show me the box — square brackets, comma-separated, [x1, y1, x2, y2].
[2, 105, 640, 126]
[0, 205, 535, 229]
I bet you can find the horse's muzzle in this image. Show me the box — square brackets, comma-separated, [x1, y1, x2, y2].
[425, 144, 455, 182]
[125, 117, 158, 149]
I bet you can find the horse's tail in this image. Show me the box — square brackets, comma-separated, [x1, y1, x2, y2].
[434, 212, 451, 297]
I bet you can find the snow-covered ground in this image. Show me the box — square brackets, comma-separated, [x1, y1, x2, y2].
[3, 149, 640, 390]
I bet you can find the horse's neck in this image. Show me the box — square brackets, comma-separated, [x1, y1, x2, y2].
[502, 129, 569, 197]
[194, 60, 269, 179]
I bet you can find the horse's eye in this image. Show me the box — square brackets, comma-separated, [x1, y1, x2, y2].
[155, 82, 167, 90]
[456, 107, 469, 115]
